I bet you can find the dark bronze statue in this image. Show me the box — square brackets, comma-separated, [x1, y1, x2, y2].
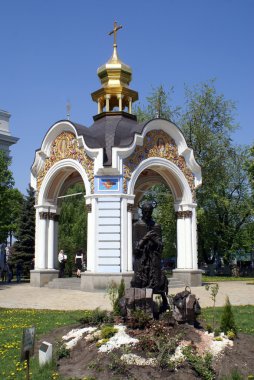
[131, 201, 168, 308]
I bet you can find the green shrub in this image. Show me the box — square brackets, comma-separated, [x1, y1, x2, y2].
[214, 327, 221, 337]
[78, 308, 113, 325]
[183, 346, 215, 380]
[100, 325, 118, 339]
[107, 279, 125, 315]
[56, 344, 70, 359]
[220, 296, 237, 334]
[96, 338, 109, 348]
[227, 330, 236, 340]
[128, 309, 151, 329]
[206, 323, 213, 333]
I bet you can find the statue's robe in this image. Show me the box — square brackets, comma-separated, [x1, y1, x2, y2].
[131, 219, 167, 293]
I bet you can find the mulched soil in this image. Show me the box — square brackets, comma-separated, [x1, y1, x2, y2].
[37, 322, 254, 380]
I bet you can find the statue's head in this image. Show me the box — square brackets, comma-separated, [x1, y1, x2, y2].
[139, 201, 157, 221]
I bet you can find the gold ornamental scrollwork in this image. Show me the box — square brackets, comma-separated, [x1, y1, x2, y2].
[176, 211, 193, 219]
[123, 130, 195, 198]
[37, 132, 94, 193]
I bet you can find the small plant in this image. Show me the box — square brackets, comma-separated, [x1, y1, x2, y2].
[205, 283, 219, 330]
[108, 351, 129, 376]
[183, 345, 215, 380]
[213, 336, 223, 341]
[156, 335, 181, 369]
[100, 325, 118, 339]
[128, 309, 151, 329]
[206, 323, 213, 333]
[214, 327, 221, 337]
[96, 338, 109, 348]
[220, 296, 237, 334]
[227, 330, 236, 340]
[220, 369, 244, 379]
[107, 279, 125, 315]
[56, 344, 70, 359]
[78, 308, 113, 325]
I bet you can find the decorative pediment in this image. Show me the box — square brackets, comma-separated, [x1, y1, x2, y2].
[123, 130, 195, 197]
[37, 132, 94, 192]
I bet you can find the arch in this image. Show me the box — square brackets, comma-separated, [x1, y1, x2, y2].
[128, 157, 193, 205]
[38, 158, 91, 205]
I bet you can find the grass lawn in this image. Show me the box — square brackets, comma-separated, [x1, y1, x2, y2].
[202, 275, 254, 283]
[0, 308, 85, 380]
[201, 305, 254, 335]
[1, 306, 254, 379]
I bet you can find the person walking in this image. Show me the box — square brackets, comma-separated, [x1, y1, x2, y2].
[75, 250, 83, 278]
[58, 250, 67, 278]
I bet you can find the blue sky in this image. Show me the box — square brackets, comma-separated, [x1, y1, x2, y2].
[1, 0, 253, 194]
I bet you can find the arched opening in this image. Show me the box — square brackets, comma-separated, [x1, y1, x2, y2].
[133, 168, 177, 273]
[128, 157, 198, 277]
[34, 160, 89, 276]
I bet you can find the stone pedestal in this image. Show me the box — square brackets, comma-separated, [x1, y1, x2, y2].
[30, 270, 59, 287]
[172, 269, 203, 287]
[80, 272, 134, 292]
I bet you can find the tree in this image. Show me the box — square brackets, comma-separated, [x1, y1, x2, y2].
[0, 151, 23, 243]
[58, 183, 87, 274]
[12, 185, 36, 275]
[134, 81, 253, 265]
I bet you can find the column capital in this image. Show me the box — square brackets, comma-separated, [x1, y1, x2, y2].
[127, 204, 134, 213]
[176, 210, 192, 219]
[86, 204, 92, 213]
[39, 212, 49, 220]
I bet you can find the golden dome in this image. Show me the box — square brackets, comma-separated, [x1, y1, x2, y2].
[91, 22, 138, 115]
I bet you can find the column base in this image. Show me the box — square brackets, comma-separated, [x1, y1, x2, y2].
[81, 272, 134, 292]
[172, 269, 203, 287]
[30, 269, 59, 287]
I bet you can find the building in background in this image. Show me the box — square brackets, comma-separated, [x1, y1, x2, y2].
[0, 109, 19, 157]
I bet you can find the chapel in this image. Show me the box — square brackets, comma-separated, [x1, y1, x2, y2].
[30, 23, 202, 290]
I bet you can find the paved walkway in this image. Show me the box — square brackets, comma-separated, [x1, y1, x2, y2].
[0, 281, 253, 310]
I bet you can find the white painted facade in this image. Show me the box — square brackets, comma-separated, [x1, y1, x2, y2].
[30, 118, 202, 288]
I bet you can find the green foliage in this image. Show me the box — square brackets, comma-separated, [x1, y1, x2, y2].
[135, 82, 254, 265]
[0, 151, 23, 243]
[58, 183, 87, 273]
[0, 308, 86, 380]
[100, 325, 118, 339]
[11, 184, 35, 276]
[78, 308, 113, 326]
[183, 345, 215, 380]
[205, 283, 219, 330]
[202, 305, 254, 335]
[56, 343, 70, 359]
[220, 369, 244, 380]
[128, 309, 151, 329]
[227, 330, 236, 340]
[107, 279, 125, 315]
[206, 324, 213, 333]
[220, 296, 237, 334]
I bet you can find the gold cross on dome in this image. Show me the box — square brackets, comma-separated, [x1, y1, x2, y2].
[108, 21, 123, 46]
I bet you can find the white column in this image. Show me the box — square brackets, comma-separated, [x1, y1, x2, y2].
[47, 215, 55, 269]
[105, 95, 111, 112]
[127, 206, 133, 271]
[38, 213, 47, 269]
[117, 94, 123, 111]
[128, 97, 132, 114]
[121, 198, 128, 272]
[184, 216, 193, 269]
[34, 209, 40, 269]
[54, 217, 59, 269]
[86, 199, 96, 272]
[191, 207, 198, 270]
[176, 216, 185, 268]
